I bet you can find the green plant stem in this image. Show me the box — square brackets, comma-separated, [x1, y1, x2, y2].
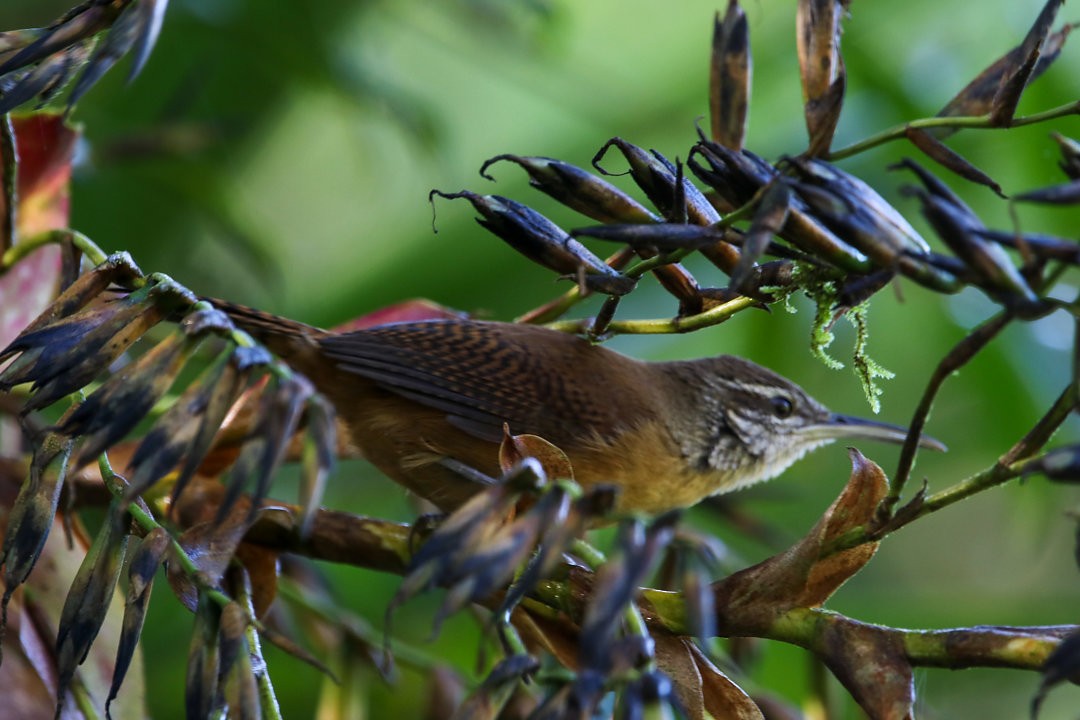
[232, 570, 282, 720]
[638, 593, 1069, 672]
[569, 538, 606, 569]
[1, 228, 108, 269]
[255, 667, 283, 720]
[907, 380, 1077, 520]
[97, 454, 236, 608]
[828, 382, 1075, 557]
[882, 311, 1011, 520]
[70, 674, 104, 720]
[544, 294, 758, 335]
[827, 101, 1080, 160]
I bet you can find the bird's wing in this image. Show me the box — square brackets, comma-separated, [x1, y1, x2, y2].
[318, 320, 647, 445]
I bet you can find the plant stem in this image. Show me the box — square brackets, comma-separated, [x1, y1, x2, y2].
[0, 228, 108, 269]
[544, 294, 758, 335]
[827, 101, 1080, 160]
[881, 311, 1011, 522]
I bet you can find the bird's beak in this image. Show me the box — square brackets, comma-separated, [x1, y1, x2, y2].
[800, 413, 947, 452]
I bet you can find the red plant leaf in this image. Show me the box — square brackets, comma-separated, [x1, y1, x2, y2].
[0, 114, 79, 350]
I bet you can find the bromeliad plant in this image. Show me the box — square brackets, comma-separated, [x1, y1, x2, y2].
[1, 1, 1080, 718]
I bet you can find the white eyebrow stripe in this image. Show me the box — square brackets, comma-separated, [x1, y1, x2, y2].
[713, 379, 792, 396]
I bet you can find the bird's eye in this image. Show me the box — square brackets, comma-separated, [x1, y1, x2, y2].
[771, 396, 794, 418]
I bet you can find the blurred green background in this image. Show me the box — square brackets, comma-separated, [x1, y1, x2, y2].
[5, 0, 1080, 717]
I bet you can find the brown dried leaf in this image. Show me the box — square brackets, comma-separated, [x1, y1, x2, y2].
[653, 635, 764, 720]
[800, 450, 886, 606]
[710, 1, 752, 150]
[714, 450, 886, 625]
[498, 426, 574, 480]
[820, 618, 914, 720]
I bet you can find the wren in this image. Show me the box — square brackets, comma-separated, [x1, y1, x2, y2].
[216, 301, 943, 514]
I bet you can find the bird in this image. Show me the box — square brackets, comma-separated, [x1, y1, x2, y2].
[214, 301, 943, 515]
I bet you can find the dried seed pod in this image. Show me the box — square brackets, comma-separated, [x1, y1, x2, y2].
[988, 0, 1066, 127]
[593, 137, 741, 272]
[299, 393, 336, 537]
[186, 592, 224, 720]
[593, 138, 720, 226]
[8, 251, 143, 338]
[1012, 179, 1080, 206]
[67, 0, 169, 108]
[904, 128, 1004, 197]
[730, 181, 791, 290]
[1051, 132, 1080, 179]
[107, 526, 170, 717]
[55, 502, 130, 716]
[785, 156, 930, 261]
[973, 228, 1080, 263]
[0, 435, 73, 608]
[431, 190, 636, 296]
[934, 5, 1073, 137]
[797, 0, 851, 155]
[125, 347, 250, 503]
[908, 186, 1040, 312]
[686, 135, 774, 211]
[710, 1, 752, 150]
[689, 138, 872, 272]
[480, 154, 657, 224]
[572, 222, 728, 252]
[1030, 444, 1080, 483]
[580, 513, 679, 670]
[63, 330, 200, 469]
[1, 291, 167, 413]
[482, 154, 706, 312]
[0, 43, 91, 115]
[0, 0, 167, 114]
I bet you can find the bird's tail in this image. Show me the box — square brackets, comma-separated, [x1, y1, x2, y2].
[205, 298, 326, 363]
